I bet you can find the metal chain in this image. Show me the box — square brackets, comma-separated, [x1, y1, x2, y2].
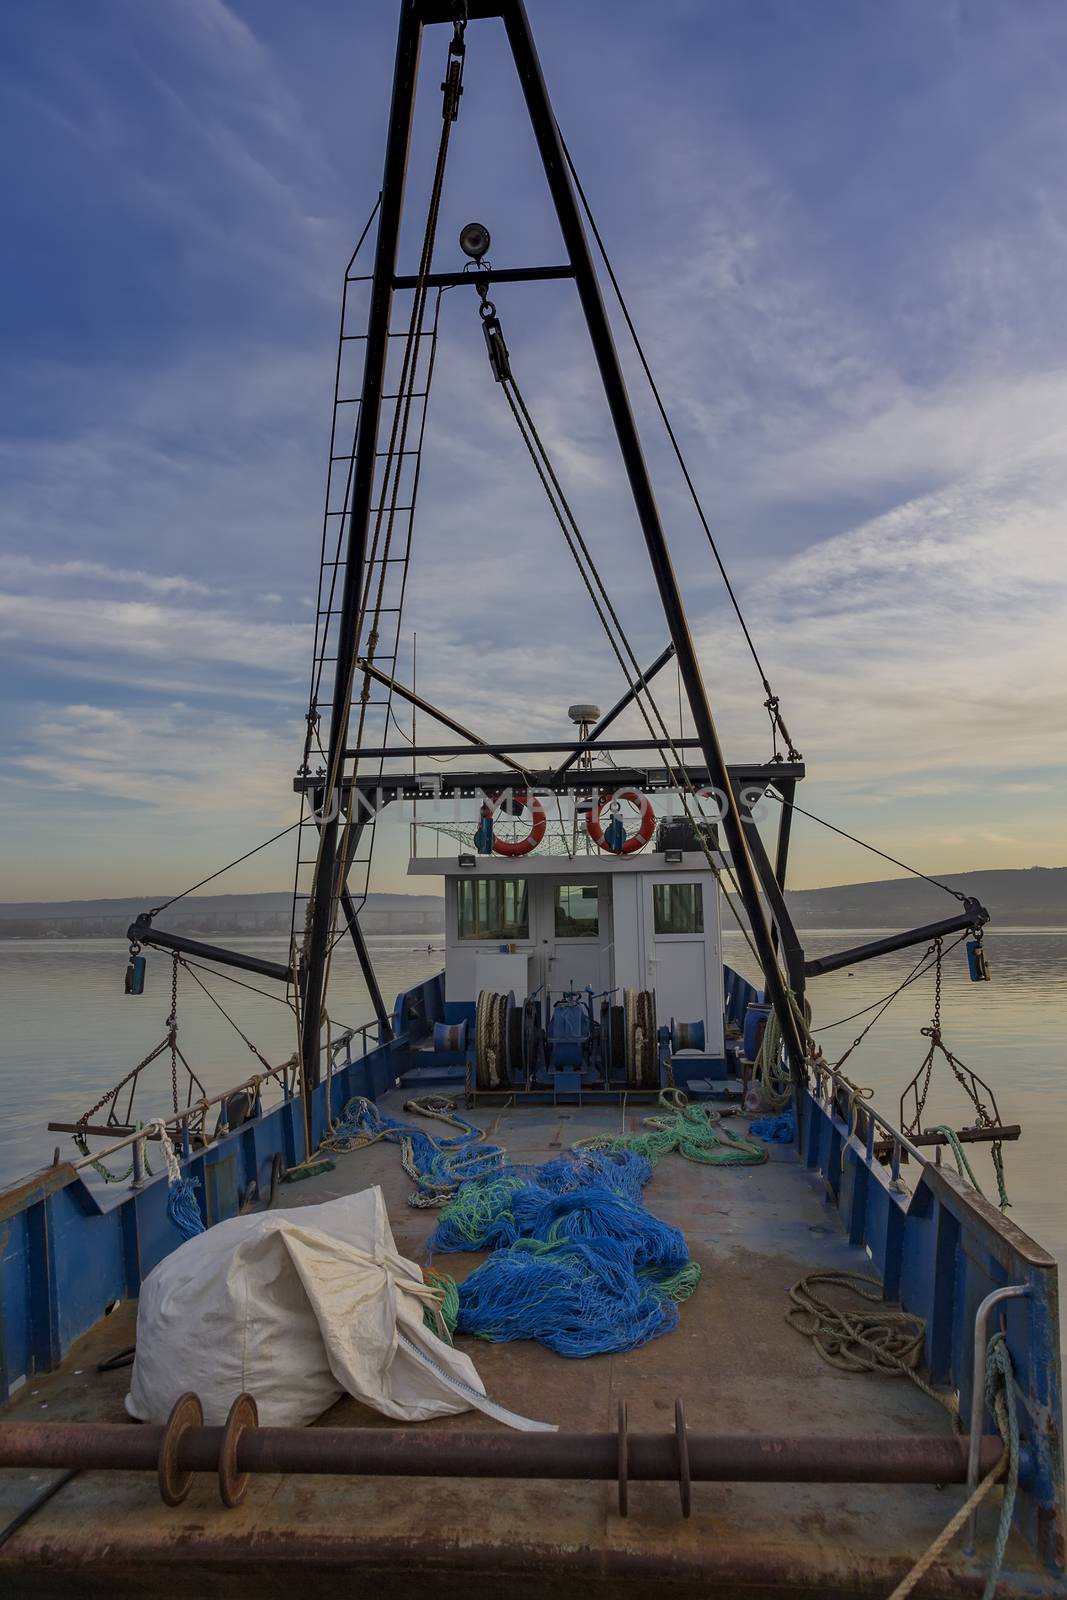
[168, 954, 180, 1115]
[899, 940, 1011, 1208]
[75, 1039, 169, 1128]
[908, 940, 943, 1130]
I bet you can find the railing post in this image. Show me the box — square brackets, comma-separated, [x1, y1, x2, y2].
[965, 1284, 1030, 1553]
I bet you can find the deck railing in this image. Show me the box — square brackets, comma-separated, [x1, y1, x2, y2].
[798, 1061, 1063, 1574]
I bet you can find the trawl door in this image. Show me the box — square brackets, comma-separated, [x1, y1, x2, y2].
[544, 880, 612, 998]
[643, 878, 711, 1030]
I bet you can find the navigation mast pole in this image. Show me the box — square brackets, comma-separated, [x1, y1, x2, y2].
[500, 0, 808, 1076]
[299, 2, 424, 1098]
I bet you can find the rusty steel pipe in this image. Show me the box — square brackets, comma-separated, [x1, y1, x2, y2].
[0, 1423, 1002, 1485]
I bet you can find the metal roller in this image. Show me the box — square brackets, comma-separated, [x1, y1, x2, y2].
[521, 996, 543, 1080]
[623, 989, 658, 1089]
[432, 1020, 468, 1053]
[671, 1020, 705, 1054]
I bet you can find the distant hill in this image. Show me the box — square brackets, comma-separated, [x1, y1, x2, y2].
[779, 866, 1066, 929]
[1, 865, 1062, 938]
[0, 891, 444, 938]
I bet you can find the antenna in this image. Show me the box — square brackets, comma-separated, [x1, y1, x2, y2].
[568, 703, 601, 771]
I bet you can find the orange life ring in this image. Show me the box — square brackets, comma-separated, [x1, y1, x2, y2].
[587, 790, 655, 855]
[483, 791, 547, 857]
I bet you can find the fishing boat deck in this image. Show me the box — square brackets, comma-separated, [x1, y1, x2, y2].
[0, 1093, 1052, 1598]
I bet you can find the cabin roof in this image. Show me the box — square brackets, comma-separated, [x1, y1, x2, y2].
[407, 851, 727, 878]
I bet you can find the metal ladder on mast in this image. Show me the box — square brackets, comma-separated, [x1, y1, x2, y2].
[291, 238, 442, 1019]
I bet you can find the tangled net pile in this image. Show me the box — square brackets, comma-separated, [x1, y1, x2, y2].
[325, 1091, 762, 1357]
[427, 1147, 701, 1357]
[322, 1095, 507, 1206]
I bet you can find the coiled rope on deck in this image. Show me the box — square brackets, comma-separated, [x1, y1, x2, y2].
[787, 1270, 960, 1424]
[575, 1088, 768, 1168]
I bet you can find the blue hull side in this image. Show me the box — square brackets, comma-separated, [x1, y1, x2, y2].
[0, 965, 1062, 1579]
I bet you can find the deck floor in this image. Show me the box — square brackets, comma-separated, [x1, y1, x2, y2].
[0, 1094, 1048, 1597]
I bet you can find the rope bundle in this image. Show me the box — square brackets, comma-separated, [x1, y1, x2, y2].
[786, 1270, 958, 1421]
[143, 1119, 204, 1242]
[575, 1089, 768, 1168]
[786, 1270, 926, 1379]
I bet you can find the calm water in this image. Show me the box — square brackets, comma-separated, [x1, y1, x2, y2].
[0, 929, 1063, 1329]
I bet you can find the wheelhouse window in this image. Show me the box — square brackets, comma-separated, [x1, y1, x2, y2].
[555, 883, 599, 938]
[653, 882, 704, 934]
[457, 878, 529, 941]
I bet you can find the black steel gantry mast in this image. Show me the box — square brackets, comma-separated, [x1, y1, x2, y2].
[299, 0, 810, 1085]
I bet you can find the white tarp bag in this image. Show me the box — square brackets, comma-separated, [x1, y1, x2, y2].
[126, 1186, 553, 1431]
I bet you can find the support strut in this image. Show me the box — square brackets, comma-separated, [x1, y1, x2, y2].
[299, 2, 426, 1092]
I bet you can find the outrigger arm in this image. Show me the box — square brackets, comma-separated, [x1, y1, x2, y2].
[804, 899, 990, 978]
[125, 915, 290, 985]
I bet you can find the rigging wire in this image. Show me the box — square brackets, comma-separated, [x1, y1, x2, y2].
[760, 790, 967, 902]
[810, 931, 969, 1034]
[559, 132, 972, 919]
[147, 819, 302, 917]
[558, 129, 800, 762]
[177, 957, 280, 1072]
[178, 957, 296, 1009]
[497, 365, 770, 975]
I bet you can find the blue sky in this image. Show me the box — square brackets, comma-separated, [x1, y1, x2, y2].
[1, 0, 1065, 900]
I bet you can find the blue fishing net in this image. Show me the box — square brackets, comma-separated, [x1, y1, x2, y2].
[427, 1149, 700, 1357]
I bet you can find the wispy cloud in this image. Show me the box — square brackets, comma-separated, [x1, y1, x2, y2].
[3, 0, 1067, 897]
[0, 590, 308, 679]
[5, 555, 210, 597]
[9, 700, 299, 818]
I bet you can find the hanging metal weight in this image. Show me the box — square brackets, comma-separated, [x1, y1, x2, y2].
[124, 942, 146, 996]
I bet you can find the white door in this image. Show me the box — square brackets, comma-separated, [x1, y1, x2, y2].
[545, 879, 612, 999]
[642, 877, 710, 1029]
